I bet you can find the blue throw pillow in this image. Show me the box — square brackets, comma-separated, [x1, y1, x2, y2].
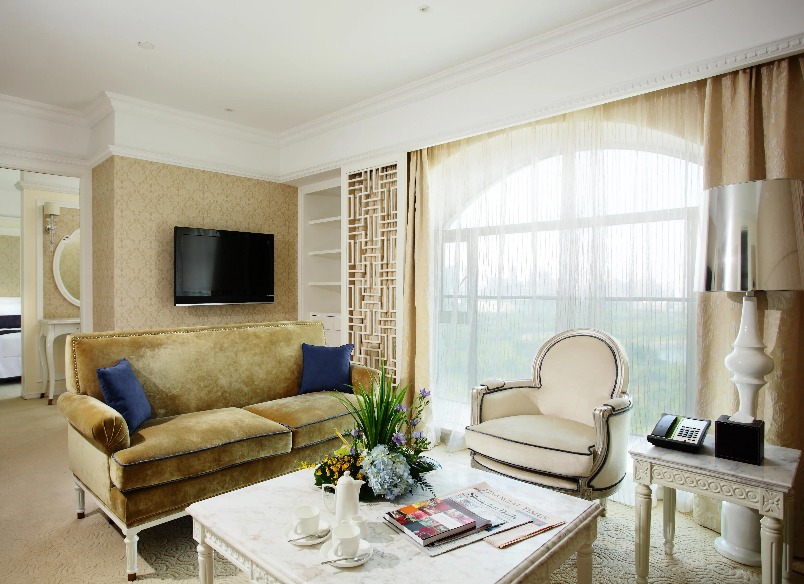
[299, 343, 354, 394]
[97, 358, 152, 434]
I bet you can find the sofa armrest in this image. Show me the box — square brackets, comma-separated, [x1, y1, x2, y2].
[350, 363, 380, 396]
[470, 379, 538, 425]
[588, 394, 633, 492]
[58, 392, 130, 455]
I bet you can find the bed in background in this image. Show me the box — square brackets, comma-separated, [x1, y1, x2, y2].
[0, 297, 22, 381]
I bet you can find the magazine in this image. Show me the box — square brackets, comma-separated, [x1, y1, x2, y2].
[385, 482, 565, 557]
[384, 497, 492, 546]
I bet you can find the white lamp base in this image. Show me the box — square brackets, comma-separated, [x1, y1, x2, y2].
[714, 502, 761, 566]
[715, 293, 772, 567]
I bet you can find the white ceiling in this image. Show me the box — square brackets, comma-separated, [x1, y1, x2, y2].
[0, 0, 631, 134]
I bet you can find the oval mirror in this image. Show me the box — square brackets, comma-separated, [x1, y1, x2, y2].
[53, 228, 80, 306]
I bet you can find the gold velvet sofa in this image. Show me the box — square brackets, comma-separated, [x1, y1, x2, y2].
[57, 321, 376, 581]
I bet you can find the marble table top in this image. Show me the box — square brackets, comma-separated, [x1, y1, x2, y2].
[629, 436, 801, 491]
[188, 460, 601, 584]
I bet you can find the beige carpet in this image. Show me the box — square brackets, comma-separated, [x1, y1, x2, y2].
[0, 394, 791, 584]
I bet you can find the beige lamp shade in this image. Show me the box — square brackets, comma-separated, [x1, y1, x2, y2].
[43, 202, 61, 217]
[696, 179, 804, 292]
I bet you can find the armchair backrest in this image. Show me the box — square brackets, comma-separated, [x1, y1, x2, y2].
[532, 329, 629, 426]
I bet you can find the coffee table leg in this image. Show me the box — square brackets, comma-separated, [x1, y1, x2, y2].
[576, 525, 595, 584]
[635, 483, 652, 584]
[197, 528, 214, 584]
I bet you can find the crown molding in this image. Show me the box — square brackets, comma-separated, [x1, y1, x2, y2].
[91, 145, 282, 182]
[0, 146, 89, 170]
[278, 32, 804, 182]
[280, 0, 711, 146]
[15, 179, 80, 196]
[0, 93, 87, 128]
[83, 92, 114, 127]
[102, 92, 281, 147]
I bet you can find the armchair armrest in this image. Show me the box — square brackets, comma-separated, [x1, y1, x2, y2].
[470, 379, 537, 425]
[58, 392, 130, 455]
[588, 394, 633, 493]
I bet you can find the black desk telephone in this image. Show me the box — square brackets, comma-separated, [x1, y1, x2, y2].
[647, 413, 711, 453]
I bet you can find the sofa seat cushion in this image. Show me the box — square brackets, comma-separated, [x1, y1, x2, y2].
[465, 415, 596, 479]
[244, 391, 358, 448]
[110, 408, 291, 492]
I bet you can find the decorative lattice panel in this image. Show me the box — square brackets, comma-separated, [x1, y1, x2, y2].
[347, 164, 399, 380]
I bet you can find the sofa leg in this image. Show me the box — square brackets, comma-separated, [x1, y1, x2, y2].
[75, 482, 85, 519]
[599, 497, 608, 517]
[125, 530, 138, 581]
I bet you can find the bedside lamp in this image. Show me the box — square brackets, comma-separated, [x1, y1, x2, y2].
[695, 178, 804, 566]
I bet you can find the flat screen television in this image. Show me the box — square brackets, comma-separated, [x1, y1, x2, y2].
[174, 227, 274, 306]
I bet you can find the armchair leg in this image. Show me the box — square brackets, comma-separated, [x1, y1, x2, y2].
[74, 482, 85, 519]
[125, 530, 139, 581]
[599, 497, 608, 517]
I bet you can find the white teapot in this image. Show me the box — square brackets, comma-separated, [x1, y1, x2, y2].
[321, 471, 365, 525]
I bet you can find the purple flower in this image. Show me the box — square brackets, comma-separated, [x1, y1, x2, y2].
[349, 446, 357, 456]
[419, 388, 430, 398]
[392, 432, 406, 446]
[411, 418, 420, 427]
[350, 428, 362, 438]
[394, 404, 408, 412]
[413, 431, 423, 440]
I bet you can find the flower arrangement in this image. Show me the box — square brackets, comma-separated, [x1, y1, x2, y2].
[313, 364, 439, 500]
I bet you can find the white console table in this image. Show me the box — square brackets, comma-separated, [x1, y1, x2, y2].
[630, 436, 800, 584]
[38, 318, 80, 405]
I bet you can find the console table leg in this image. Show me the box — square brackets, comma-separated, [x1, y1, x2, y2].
[198, 539, 214, 584]
[782, 494, 793, 584]
[760, 515, 783, 584]
[663, 486, 676, 555]
[635, 483, 652, 584]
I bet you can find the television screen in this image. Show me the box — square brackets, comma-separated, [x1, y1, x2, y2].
[174, 227, 274, 305]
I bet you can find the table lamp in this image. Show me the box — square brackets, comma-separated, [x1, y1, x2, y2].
[695, 178, 804, 566]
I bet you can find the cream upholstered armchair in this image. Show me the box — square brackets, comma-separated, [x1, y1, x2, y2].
[465, 329, 631, 505]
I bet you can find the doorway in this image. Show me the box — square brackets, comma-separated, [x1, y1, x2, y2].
[0, 167, 81, 400]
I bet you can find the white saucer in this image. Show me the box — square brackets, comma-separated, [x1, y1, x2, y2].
[320, 539, 372, 567]
[286, 520, 331, 546]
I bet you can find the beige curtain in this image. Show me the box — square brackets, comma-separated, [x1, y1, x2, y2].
[400, 151, 434, 439]
[695, 55, 804, 558]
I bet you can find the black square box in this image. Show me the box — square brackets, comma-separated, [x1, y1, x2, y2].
[714, 415, 764, 465]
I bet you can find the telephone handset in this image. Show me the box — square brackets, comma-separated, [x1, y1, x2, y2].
[647, 413, 711, 453]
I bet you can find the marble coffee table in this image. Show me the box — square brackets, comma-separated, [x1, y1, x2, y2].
[188, 460, 602, 584]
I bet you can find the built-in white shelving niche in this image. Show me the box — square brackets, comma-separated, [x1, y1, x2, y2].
[298, 179, 343, 346]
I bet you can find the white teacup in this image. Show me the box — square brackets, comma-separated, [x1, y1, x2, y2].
[332, 521, 361, 558]
[292, 505, 320, 536]
[350, 514, 368, 540]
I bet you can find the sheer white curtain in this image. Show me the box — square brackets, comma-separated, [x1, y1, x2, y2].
[426, 85, 705, 505]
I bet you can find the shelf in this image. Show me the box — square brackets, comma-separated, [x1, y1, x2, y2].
[308, 249, 341, 257]
[309, 282, 342, 287]
[308, 215, 341, 225]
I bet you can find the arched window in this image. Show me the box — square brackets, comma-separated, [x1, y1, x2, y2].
[429, 119, 703, 439]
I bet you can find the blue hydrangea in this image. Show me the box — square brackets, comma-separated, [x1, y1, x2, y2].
[361, 444, 414, 500]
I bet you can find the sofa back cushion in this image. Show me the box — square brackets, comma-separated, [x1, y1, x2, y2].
[67, 321, 325, 418]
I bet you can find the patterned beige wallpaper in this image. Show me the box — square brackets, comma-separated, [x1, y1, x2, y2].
[92, 158, 115, 330]
[93, 157, 298, 332]
[43, 207, 80, 319]
[0, 235, 20, 296]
